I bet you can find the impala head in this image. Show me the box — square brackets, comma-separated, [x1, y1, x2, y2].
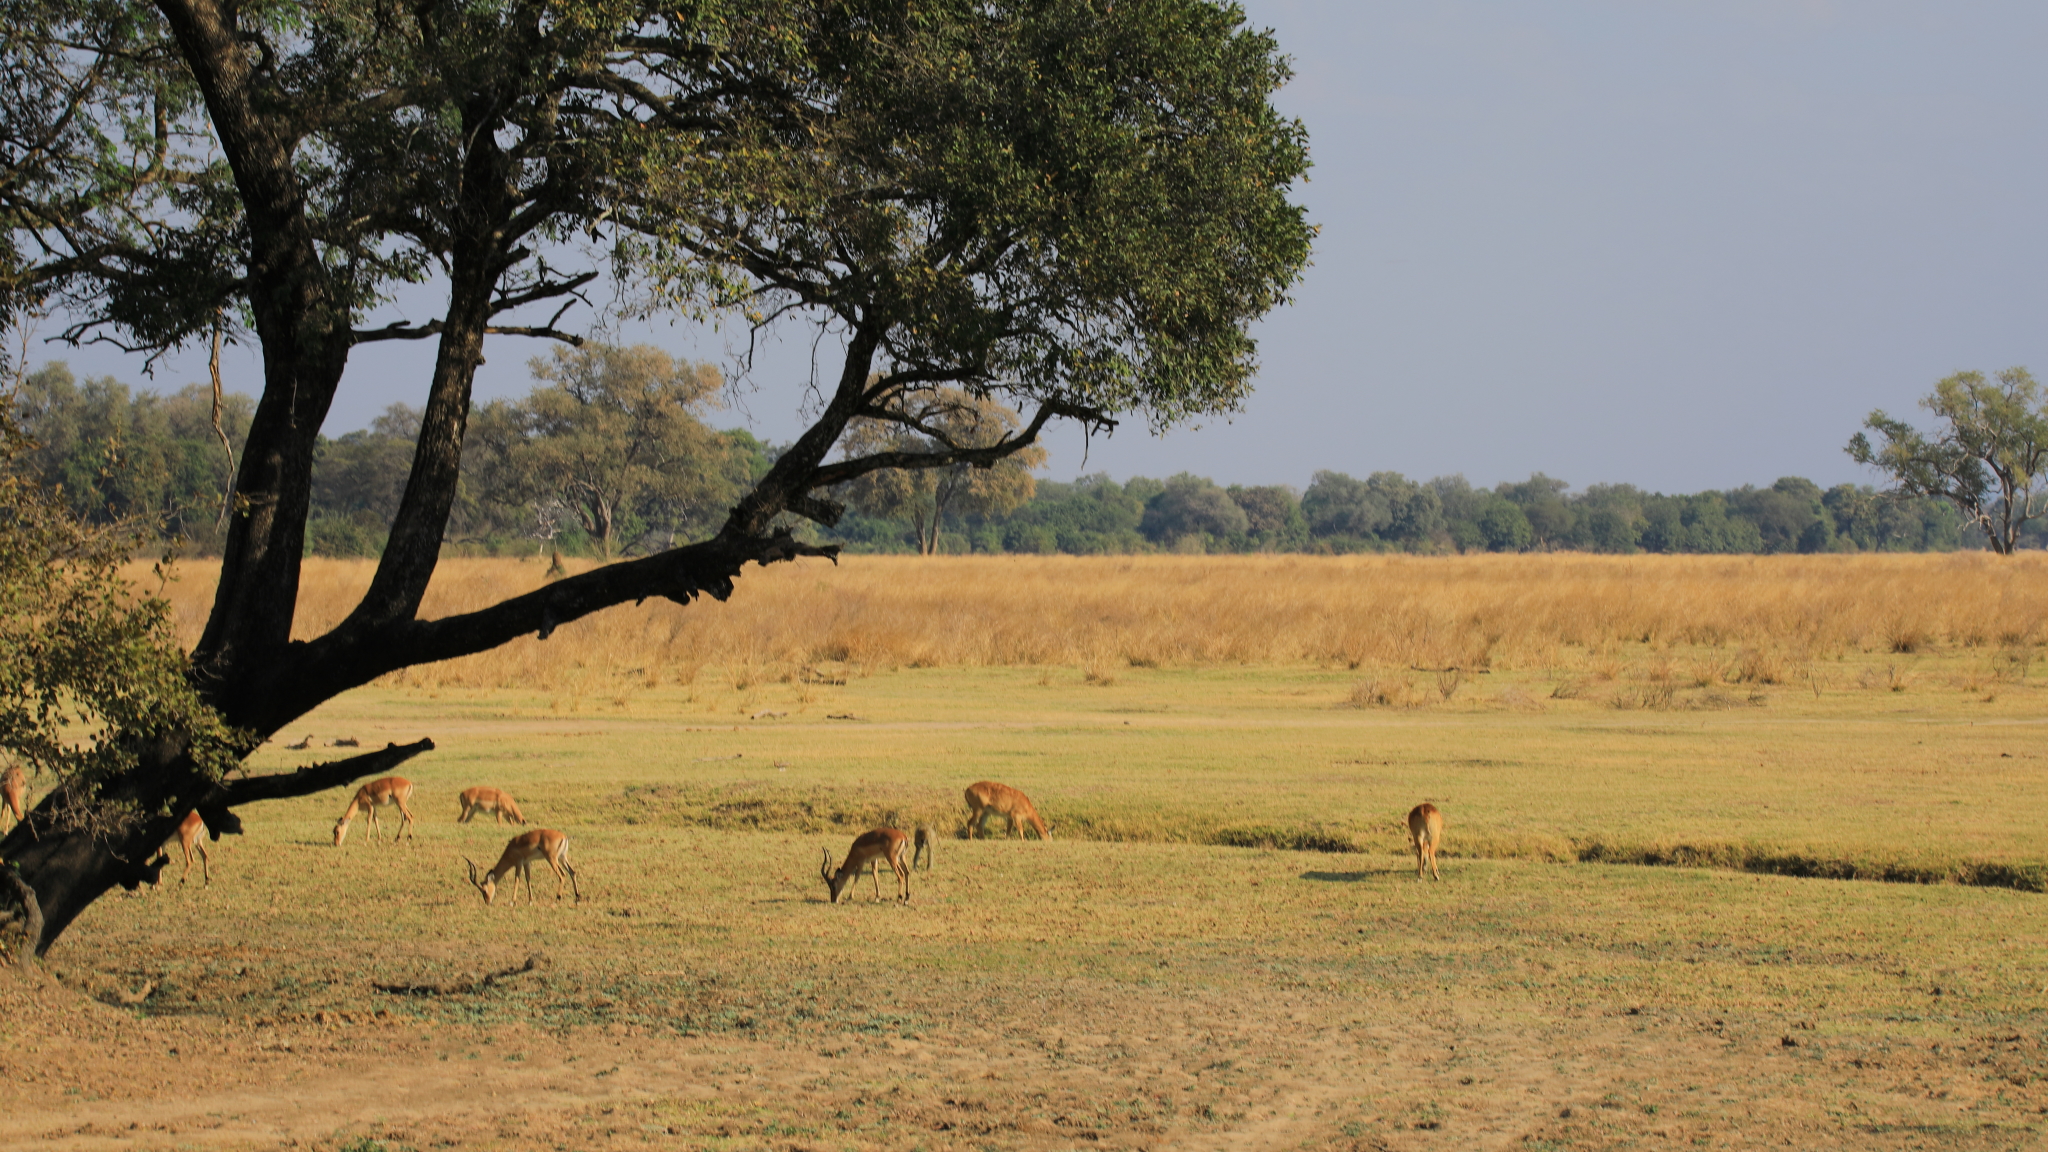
[465, 856, 499, 905]
[332, 817, 350, 846]
[820, 848, 854, 904]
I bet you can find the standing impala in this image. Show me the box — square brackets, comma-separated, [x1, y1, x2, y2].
[821, 828, 912, 903]
[963, 781, 1051, 841]
[1407, 802, 1444, 881]
[457, 786, 526, 825]
[333, 776, 417, 846]
[465, 829, 580, 905]
[153, 811, 210, 887]
[1, 762, 24, 831]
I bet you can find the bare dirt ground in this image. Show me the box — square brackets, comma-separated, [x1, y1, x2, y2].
[7, 957, 2043, 1152]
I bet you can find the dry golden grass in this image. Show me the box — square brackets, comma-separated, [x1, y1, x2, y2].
[143, 551, 2048, 692]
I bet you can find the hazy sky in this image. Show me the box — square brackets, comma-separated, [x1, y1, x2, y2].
[39, 1, 2048, 494]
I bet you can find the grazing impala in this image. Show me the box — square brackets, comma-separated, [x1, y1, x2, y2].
[963, 781, 1050, 841]
[821, 828, 911, 903]
[333, 776, 417, 846]
[1, 762, 24, 831]
[153, 811, 210, 887]
[464, 829, 581, 905]
[457, 786, 526, 826]
[1407, 802, 1444, 881]
[912, 825, 936, 872]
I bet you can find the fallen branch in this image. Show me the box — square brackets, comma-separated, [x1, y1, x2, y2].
[372, 951, 547, 996]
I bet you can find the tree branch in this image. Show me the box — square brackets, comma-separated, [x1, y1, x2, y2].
[211, 738, 436, 808]
[398, 531, 836, 658]
[810, 398, 1112, 490]
[253, 535, 837, 734]
[352, 319, 444, 343]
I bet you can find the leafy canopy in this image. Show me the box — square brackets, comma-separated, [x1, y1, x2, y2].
[1849, 367, 2048, 554]
[0, 399, 241, 837]
[469, 344, 749, 559]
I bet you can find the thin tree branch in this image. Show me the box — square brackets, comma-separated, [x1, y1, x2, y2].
[211, 739, 436, 807]
[810, 398, 1112, 490]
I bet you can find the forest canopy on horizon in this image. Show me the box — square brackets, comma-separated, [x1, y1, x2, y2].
[5, 359, 1981, 559]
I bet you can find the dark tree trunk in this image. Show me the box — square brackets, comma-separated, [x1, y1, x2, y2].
[3, 740, 433, 955]
[0, 4, 1084, 956]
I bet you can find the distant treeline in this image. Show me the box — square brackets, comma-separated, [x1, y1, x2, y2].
[5, 361, 1991, 557]
[833, 469, 1973, 555]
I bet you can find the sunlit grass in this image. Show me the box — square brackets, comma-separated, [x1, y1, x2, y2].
[140, 552, 2048, 696]
[41, 656, 2048, 1148]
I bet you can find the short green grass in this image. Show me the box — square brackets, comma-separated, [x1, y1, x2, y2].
[43, 656, 2048, 1149]
[250, 655, 2048, 877]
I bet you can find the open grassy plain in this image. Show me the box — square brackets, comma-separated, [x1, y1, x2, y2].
[6, 554, 2048, 1150]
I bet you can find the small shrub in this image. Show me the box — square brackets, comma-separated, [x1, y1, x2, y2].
[1549, 679, 1590, 700]
[1349, 677, 1425, 708]
[1730, 648, 1783, 684]
[1493, 685, 1543, 711]
[1610, 682, 1675, 710]
[1435, 668, 1463, 702]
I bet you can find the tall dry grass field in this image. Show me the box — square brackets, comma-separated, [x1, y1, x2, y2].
[145, 551, 2048, 692]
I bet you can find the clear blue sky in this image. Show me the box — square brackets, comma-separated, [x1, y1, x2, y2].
[40, 1, 2048, 494]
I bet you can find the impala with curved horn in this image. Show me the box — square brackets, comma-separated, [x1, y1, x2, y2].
[333, 776, 416, 846]
[821, 828, 911, 903]
[465, 829, 580, 905]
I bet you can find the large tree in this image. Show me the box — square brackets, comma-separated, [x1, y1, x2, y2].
[471, 344, 743, 559]
[0, 0, 1312, 954]
[1849, 367, 2048, 555]
[836, 391, 1047, 555]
